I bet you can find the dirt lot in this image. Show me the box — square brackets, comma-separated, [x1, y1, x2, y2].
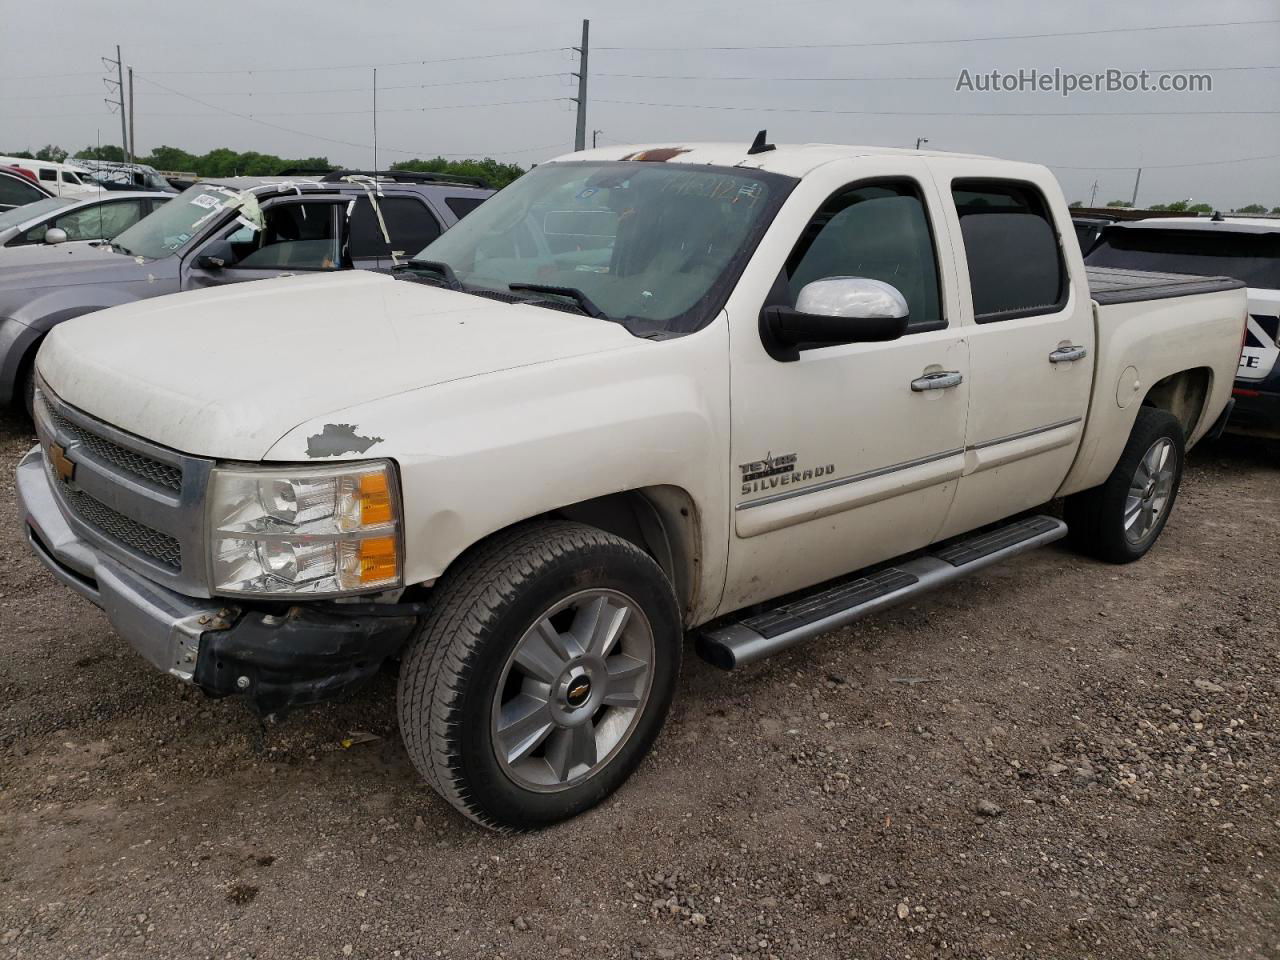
[0, 409, 1277, 960]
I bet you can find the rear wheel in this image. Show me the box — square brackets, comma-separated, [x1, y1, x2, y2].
[1065, 407, 1184, 563]
[397, 521, 681, 830]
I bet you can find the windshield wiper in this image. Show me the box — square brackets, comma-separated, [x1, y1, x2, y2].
[508, 283, 607, 320]
[399, 258, 463, 291]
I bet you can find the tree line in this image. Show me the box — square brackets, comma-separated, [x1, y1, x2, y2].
[1069, 198, 1279, 214]
[4, 143, 527, 188]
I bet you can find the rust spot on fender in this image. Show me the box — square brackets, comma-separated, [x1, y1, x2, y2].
[620, 147, 690, 163]
[306, 423, 384, 458]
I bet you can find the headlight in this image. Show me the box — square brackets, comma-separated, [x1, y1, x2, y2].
[208, 460, 402, 596]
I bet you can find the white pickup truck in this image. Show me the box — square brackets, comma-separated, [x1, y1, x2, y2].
[18, 139, 1246, 830]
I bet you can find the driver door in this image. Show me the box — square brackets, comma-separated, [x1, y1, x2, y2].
[182, 197, 350, 290]
[720, 157, 971, 612]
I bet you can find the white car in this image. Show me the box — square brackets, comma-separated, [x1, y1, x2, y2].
[0, 157, 98, 198]
[19, 140, 1246, 830]
[0, 192, 170, 249]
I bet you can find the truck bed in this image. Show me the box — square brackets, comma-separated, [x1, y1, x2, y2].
[1086, 266, 1244, 305]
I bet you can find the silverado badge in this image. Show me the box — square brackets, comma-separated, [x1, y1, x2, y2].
[739, 451, 835, 496]
[48, 442, 76, 484]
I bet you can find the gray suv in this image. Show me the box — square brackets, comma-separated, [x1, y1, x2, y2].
[0, 171, 493, 412]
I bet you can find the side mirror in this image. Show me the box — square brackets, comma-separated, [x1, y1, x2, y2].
[43, 227, 68, 246]
[195, 254, 225, 271]
[760, 277, 910, 362]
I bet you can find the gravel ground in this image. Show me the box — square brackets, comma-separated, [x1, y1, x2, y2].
[0, 408, 1277, 960]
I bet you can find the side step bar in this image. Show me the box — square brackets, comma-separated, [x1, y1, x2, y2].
[697, 514, 1066, 670]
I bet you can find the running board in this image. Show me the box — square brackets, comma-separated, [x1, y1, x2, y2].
[697, 514, 1066, 670]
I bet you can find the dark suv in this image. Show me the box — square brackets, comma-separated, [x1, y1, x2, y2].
[0, 171, 494, 412]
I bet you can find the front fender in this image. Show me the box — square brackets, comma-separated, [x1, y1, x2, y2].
[0, 317, 40, 403]
[265, 321, 733, 625]
[0, 286, 154, 405]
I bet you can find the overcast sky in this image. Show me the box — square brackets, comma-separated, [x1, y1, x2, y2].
[1, 0, 1277, 208]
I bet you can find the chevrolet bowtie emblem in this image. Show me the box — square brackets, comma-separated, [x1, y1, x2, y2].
[49, 442, 76, 484]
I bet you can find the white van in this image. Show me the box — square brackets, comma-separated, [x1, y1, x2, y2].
[0, 157, 98, 198]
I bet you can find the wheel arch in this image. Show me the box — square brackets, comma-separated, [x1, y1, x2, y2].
[1141, 366, 1213, 439]
[418, 485, 706, 628]
[551, 485, 703, 626]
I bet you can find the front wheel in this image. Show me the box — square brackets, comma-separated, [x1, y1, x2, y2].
[1065, 406, 1185, 563]
[397, 521, 681, 830]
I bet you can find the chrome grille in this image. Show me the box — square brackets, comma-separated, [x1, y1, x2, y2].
[52, 468, 182, 569]
[34, 378, 215, 597]
[40, 399, 183, 492]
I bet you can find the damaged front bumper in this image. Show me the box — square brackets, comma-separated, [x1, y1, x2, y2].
[18, 446, 418, 712]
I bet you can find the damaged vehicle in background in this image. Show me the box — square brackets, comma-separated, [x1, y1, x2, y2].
[1086, 214, 1280, 437]
[17, 140, 1246, 831]
[0, 170, 493, 414]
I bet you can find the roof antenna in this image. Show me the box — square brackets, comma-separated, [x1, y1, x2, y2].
[1210, 210, 1224, 221]
[747, 130, 775, 155]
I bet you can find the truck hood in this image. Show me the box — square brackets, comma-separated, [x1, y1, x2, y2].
[38, 271, 642, 460]
[0, 241, 147, 292]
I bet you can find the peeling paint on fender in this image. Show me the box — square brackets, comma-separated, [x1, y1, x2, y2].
[305, 423, 384, 458]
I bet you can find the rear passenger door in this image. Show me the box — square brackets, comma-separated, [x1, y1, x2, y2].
[346, 195, 443, 271]
[930, 163, 1094, 540]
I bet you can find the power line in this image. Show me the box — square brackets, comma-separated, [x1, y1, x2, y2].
[132, 74, 566, 157]
[595, 64, 1280, 82]
[595, 97, 1280, 117]
[0, 73, 568, 100]
[597, 16, 1280, 51]
[139, 47, 568, 76]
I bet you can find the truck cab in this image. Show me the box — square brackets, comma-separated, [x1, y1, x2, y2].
[17, 141, 1246, 830]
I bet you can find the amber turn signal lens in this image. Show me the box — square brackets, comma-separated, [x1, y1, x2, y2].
[359, 472, 393, 526]
[357, 535, 398, 584]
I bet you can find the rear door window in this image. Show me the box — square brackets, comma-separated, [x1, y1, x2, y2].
[347, 196, 442, 260]
[38, 169, 56, 183]
[445, 196, 486, 220]
[952, 179, 1067, 322]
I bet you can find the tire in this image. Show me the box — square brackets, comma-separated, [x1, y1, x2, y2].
[397, 520, 682, 831]
[1065, 406, 1185, 563]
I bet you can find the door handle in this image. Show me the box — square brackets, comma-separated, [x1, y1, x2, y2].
[910, 371, 964, 392]
[1049, 345, 1088, 363]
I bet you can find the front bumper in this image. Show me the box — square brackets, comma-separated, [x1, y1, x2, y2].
[18, 446, 418, 712]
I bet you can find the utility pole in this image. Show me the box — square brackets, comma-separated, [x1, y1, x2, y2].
[102, 46, 128, 160]
[127, 66, 135, 165]
[573, 19, 590, 151]
[1130, 167, 1143, 208]
[592, 129, 602, 149]
[915, 137, 928, 150]
[373, 68, 378, 172]
[1089, 179, 1099, 207]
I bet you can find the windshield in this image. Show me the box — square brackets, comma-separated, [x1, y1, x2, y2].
[1087, 227, 1280, 290]
[414, 161, 792, 334]
[0, 196, 72, 229]
[110, 183, 239, 259]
